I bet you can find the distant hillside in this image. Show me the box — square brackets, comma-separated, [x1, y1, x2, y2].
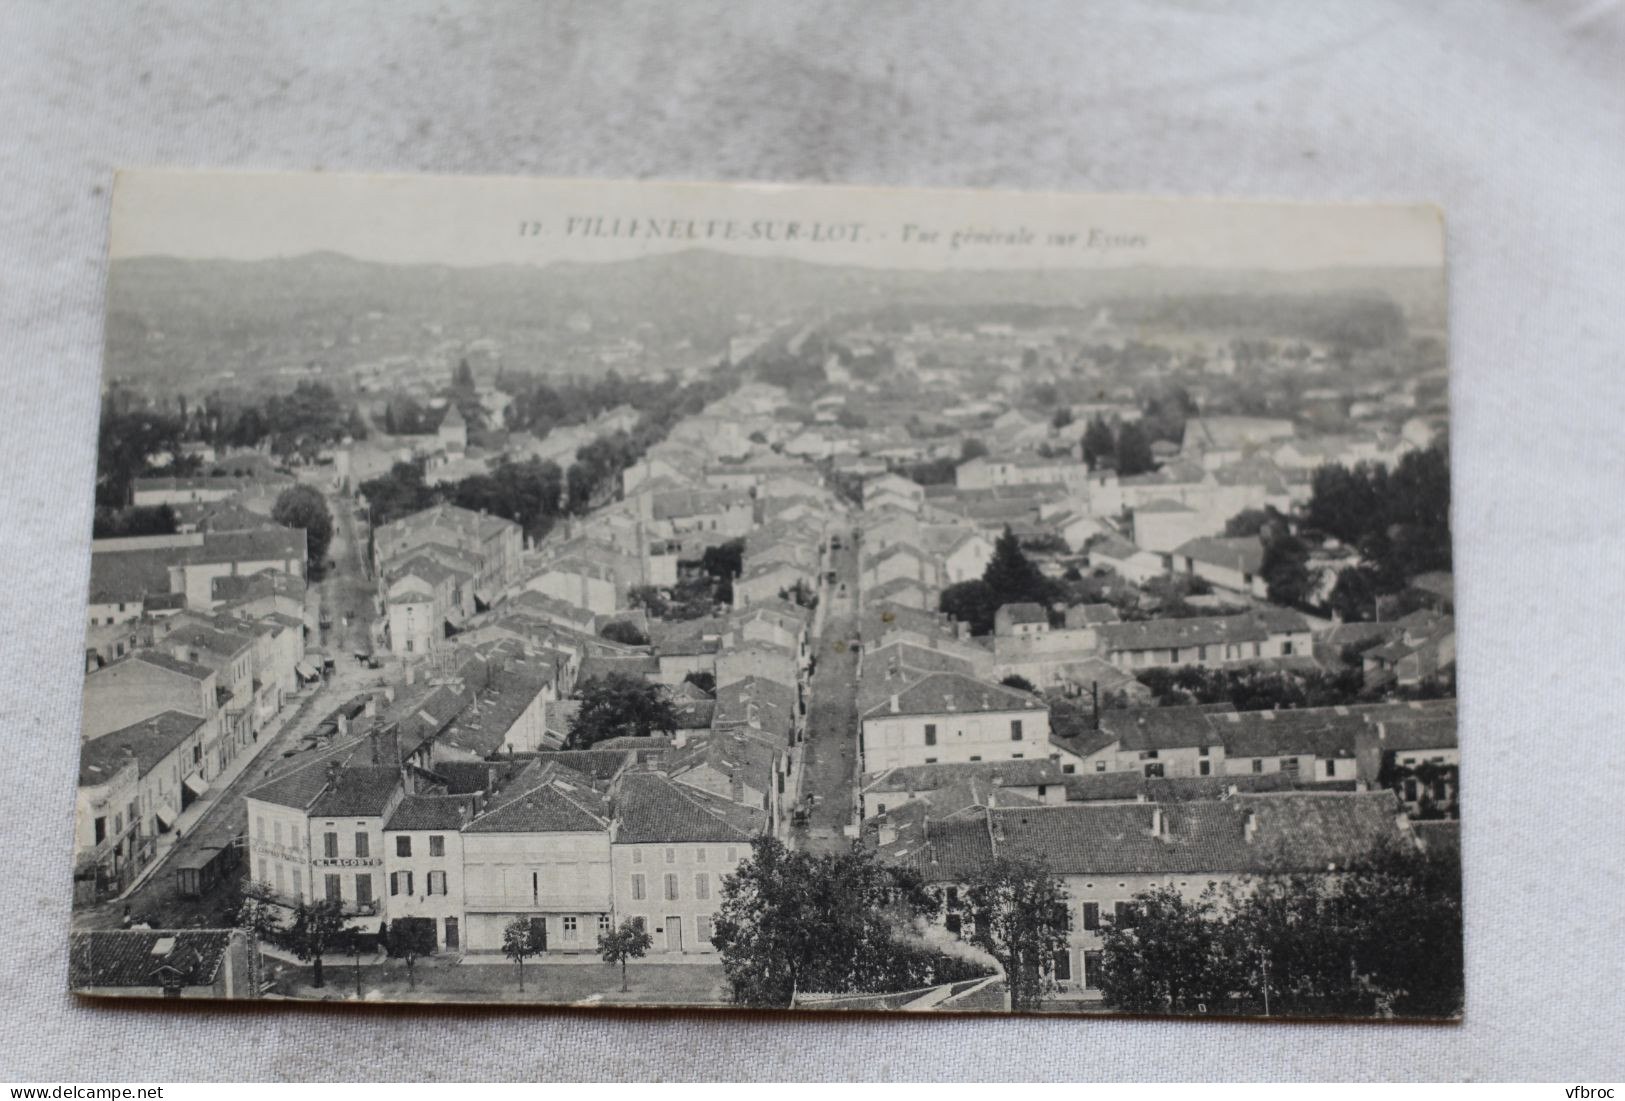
[104, 249, 1444, 387]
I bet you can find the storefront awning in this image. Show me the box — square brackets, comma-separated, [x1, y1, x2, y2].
[182, 773, 209, 799]
[154, 802, 179, 831]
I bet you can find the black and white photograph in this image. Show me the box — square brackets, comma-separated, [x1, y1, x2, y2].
[69, 169, 1457, 1019]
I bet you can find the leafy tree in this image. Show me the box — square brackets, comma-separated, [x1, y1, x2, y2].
[1096, 885, 1240, 1013]
[960, 437, 989, 463]
[598, 917, 654, 992]
[683, 670, 716, 695]
[1000, 674, 1037, 693]
[1081, 416, 1116, 470]
[701, 538, 745, 582]
[1224, 509, 1273, 538]
[1327, 565, 1382, 622]
[452, 358, 476, 392]
[627, 585, 668, 619]
[502, 916, 547, 993]
[231, 879, 280, 996]
[982, 526, 1054, 609]
[283, 898, 352, 989]
[710, 836, 939, 1008]
[92, 504, 178, 539]
[567, 673, 678, 748]
[1114, 421, 1156, 476]
[95, 408, 185, 507]
[600, 620, 650, 647]
[380, 915, 438, 991]
[359, 460, 437, 527]
[939, 579, 1001, 636]
[1260, 529, 1314, 609]
[1051, 408, 1075, 430]
[965, 853, 1073, 1012]
[272, 484, 334, 566]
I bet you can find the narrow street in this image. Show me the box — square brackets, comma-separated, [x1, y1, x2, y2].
[792, 535, 862, 855]
[313, 488, 379, 660]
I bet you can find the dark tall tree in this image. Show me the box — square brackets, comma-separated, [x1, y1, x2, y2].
[272, 484, 335, 566]
[1095, 885, 1241, 1014]
[502, 916, 547, 993]
[380, 916, 438, 991]
[982, 526, 1053, 609]
[1081, 416, 1117, 471]
[566, 674, 678, 748]
[1114, 421, 1156, 476]
[960, 437, 989, 462]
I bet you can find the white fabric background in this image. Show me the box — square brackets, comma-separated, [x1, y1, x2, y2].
[3, 0, 1622, 1082]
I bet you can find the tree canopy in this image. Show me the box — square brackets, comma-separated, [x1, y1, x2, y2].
[566, 674, 678, 749]
[965, 853, 1073, 1011]
[710, 836, 984, 1008]
[272, 484, 334, 566]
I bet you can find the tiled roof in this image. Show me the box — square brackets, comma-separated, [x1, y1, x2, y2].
[1171, 536, 1264, 576]
[80, 710, 206, 785]
[1098, 705, 1228, 751]
[102, 649, 215, 682]
[863, 758, 1064, 795]
[987, 790, 1409, 877]
[859, 671, 1046, 720]
[466, 763, 610, 834]
[529, 749, 633, 782]
[386, 794, 477, 832]
[186, 528, 307, 565]
[1213, 707, 1365, 759]
[245, 743, 368, 811]
[69, 929, 235, 989]
[1097, 613, 1269, 652]
[309, 765, 404, 817]
[87, 550, 176, 605]
[612, 770, 764, 844]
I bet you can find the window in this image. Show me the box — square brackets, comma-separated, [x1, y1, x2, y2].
[355, 874, 373, 907]
[664, 847, 675, 864]
[969, 755, 982, 762]
[925, 758, 938, 764]
[1094, 761, 1107, 772]
[726, 847, 737, 863]
[427, 870, 446, 896]
[429, 835, 445, 857]
[254, 815, 264, 841]
[876, 803, 887, 815]
[1282, 757, 1299, 772]
[396, 836, 412, 857]
[563, 916, 578, 941]
[292, 869, 302, 899]
[1199, 760, 1211, 776]
[1324, 759, 1336, 777]
[632, 848, 643, 864]
[1037, 785, 1047, 797]
[1062, 764, 1076, 774]
[696, 916, 713, 944]
[630, 916, 646, 934]
[1252, 758, 1263, 773]
[354, 832, 369, 859]
[323, 832, 338, 858]
[664, 873, 679, 901]
[1281, 641, 1294, 656]
[1084, 951, 1104, 989]
[695, 848, 706, 863]
[94, 817, 106, 845]
[1198, 645, 1209, 661]
[1114, 900, 1138, 927]
[1082, 902, 1100, 931]
[1168, 649, 1179, 664]
[1053, 950, 1072, 982]
[598, 913, 611, 937]
[924, 724, 937, 747]
[631, 873, 646, 901]
[1143, 762, 1164, 778]
[325, 874, 342, 902]
[274, 865, 284, 892]
[695, 873, 710, 900]
[1011, 720, 1023, 741]
[274, 820, 283, 845]
[1199, 746, 1210, 757]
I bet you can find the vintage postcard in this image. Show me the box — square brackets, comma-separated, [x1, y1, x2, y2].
[72, 171, 1457, 1019]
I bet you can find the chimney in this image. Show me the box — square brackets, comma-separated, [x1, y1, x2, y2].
[1151, 807, 1165, 837]
[889, 693, 899, 713]
[1243, 809, 1259, 844]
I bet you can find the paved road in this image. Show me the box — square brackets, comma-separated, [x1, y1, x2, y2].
[313, 488, 379, 660]
[792, 536, 862, 855]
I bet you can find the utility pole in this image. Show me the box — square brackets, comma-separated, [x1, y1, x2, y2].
[1260, 947, 1271, 1017]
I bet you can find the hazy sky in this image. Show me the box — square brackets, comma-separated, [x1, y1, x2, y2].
[110, 169, 1445, 273]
